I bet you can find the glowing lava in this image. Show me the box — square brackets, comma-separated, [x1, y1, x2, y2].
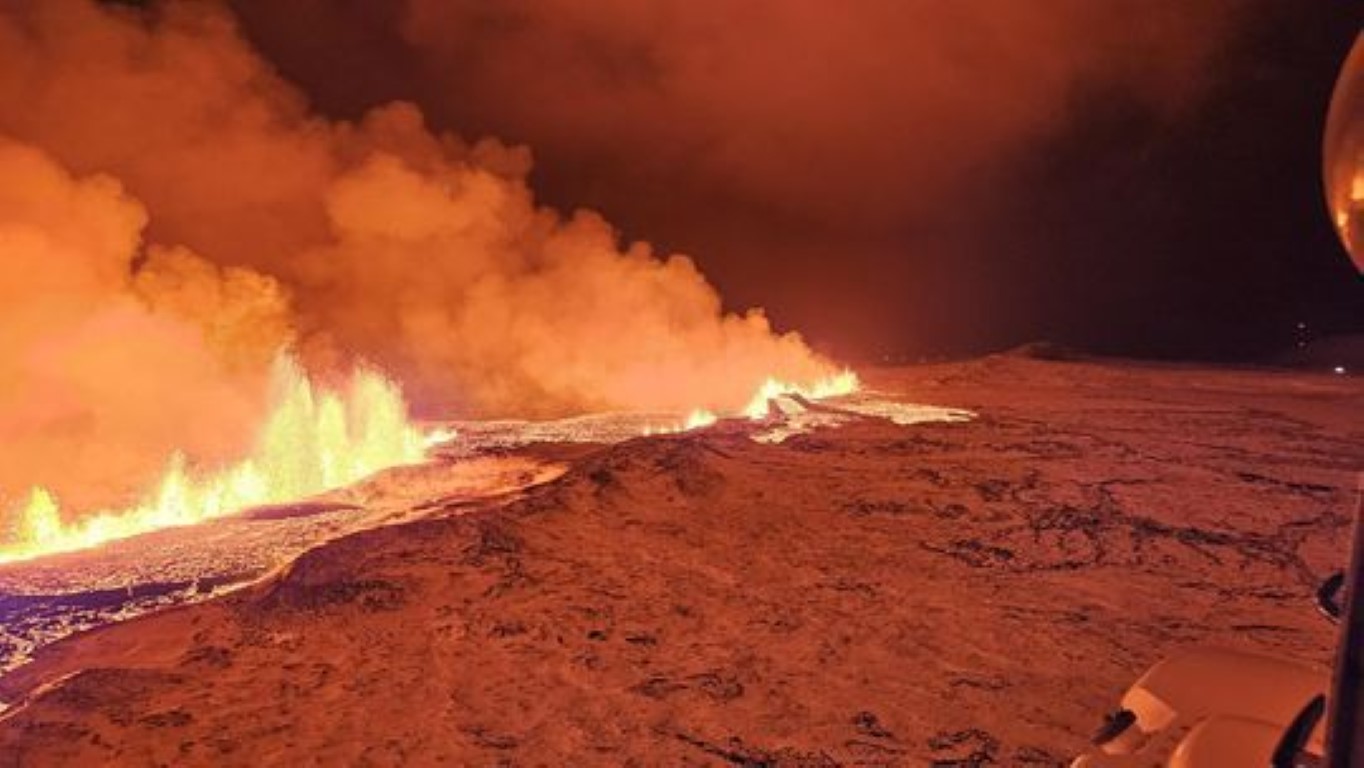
[742, 370, 861, 419]
[645, 369, 861, 435]
[0, 358, 426, 565]
[0, 363, 860, 563]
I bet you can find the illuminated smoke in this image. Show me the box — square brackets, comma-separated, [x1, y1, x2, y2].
[227, 0, 1247, 335]
[0, 0, 842, 525]
[0, 1, 840, 418]
[0, 137, 288, 516]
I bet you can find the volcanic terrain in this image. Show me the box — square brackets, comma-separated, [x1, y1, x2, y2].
[0, 354, 1360, 766]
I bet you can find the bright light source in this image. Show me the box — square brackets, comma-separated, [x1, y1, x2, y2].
[1333, 366, 1347, 375]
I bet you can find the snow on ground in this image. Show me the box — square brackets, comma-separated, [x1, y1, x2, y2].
[0, 392, 953, 675]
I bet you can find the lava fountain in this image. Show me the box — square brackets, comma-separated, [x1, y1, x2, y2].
[640, 370, 860, 435]
[0, 357, 425, 565]
[742, 370, 862, 419]
[0, 358, 860, 565]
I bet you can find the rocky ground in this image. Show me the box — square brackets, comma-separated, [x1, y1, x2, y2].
[0, 456, 563, 675]
[0, 355, 1359, 766]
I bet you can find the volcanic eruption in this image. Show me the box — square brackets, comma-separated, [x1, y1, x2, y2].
[0, 2, 1359, 765]
[0, 0, 856, 561]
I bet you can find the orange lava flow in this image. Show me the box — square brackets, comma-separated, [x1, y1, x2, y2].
[0, 363, 856, 564]
[646, 369, 861, 434]
[741, 370, 861, 419]
[0, 358, 426, 565]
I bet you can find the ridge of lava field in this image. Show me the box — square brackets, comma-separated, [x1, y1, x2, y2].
[0, 354, 1360, 765]
[0, 384, 960, 676]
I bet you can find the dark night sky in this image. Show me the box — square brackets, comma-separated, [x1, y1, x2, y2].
[230, 1, 1361, 364]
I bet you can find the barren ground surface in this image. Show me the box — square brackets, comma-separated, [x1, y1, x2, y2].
[0, 355, 1360, 766]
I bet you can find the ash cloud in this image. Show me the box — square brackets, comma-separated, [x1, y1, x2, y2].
[0, 0, 838, 512]
[0, 137, 287, 512]
[230, 0, 1255, 352]
[0, 0, 1306, 519]
[387, 0, 1235, 229]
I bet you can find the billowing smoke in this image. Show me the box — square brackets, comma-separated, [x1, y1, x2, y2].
[0, 0, 1259, 518]
[383, 0, 1236, 230]
[229, 0, 1251, 350]
[0, 137, 289, 512]
[0, 0, 835, 512]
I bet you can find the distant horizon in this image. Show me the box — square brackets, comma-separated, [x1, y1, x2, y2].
[831, 331, 1364, 369]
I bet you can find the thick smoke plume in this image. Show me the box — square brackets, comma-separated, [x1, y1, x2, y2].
[0, 0, 1257, 520]
[230, 0, 1249, 350]
[0, 0, 835, 513]
[0, 137, 287, 512]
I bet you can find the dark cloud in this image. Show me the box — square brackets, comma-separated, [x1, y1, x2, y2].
[0, 0, 849, 514]
[231, 0, 1361, 360]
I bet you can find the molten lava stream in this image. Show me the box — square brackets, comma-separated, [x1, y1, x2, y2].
[741, 370, 861, 419]
[645, 369, 860, 435]
[0, 358, 426, 565]
[0, 364, 859, 563]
